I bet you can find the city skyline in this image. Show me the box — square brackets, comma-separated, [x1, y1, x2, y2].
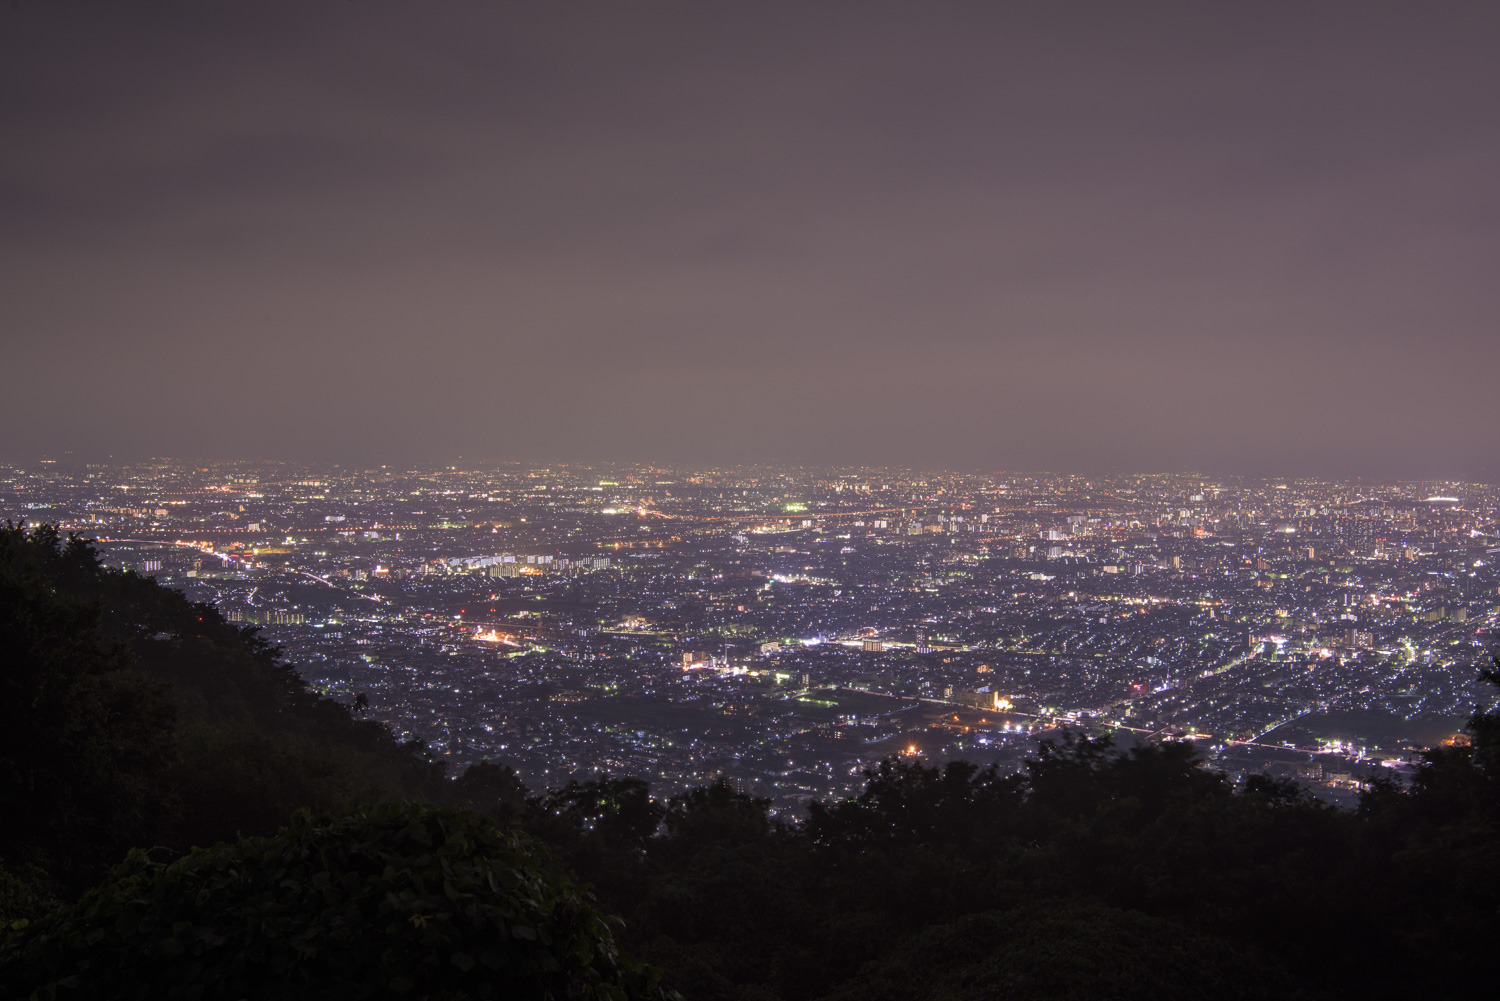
[4, 3, 1499, 476]
[8, 456, 1495, 807]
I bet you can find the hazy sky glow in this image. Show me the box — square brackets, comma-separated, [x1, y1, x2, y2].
[3, 2, 1498, 477]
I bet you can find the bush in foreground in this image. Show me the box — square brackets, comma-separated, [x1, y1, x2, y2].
[0, 803, 670, 1001]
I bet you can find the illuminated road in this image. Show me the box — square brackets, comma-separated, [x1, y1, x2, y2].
[95, 536, 383, 604]
[296, 569, 384, 603]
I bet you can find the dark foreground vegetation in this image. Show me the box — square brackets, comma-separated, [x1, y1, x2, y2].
[2, 525, 1498, 999]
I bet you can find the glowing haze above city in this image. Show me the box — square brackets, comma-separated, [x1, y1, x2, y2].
[3, 3, 1499, 478]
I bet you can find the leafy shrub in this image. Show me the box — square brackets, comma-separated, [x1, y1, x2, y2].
[0, 803, 670, 1001]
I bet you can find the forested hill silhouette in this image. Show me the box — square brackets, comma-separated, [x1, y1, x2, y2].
[3, 525, 1499, 1000]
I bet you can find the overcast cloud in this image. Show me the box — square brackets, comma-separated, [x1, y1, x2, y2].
[3, 2, 1497, 477]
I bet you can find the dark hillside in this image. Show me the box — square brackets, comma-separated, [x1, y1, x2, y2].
[0, 525, 446, 890]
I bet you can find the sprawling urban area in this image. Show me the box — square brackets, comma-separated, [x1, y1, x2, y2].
[7, 459, 1497, 809]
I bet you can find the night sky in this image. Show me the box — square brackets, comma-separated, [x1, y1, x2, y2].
[3, 3, 1498, 478]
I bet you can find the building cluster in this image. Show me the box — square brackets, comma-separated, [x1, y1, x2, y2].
[6, 458, 1499, 809]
